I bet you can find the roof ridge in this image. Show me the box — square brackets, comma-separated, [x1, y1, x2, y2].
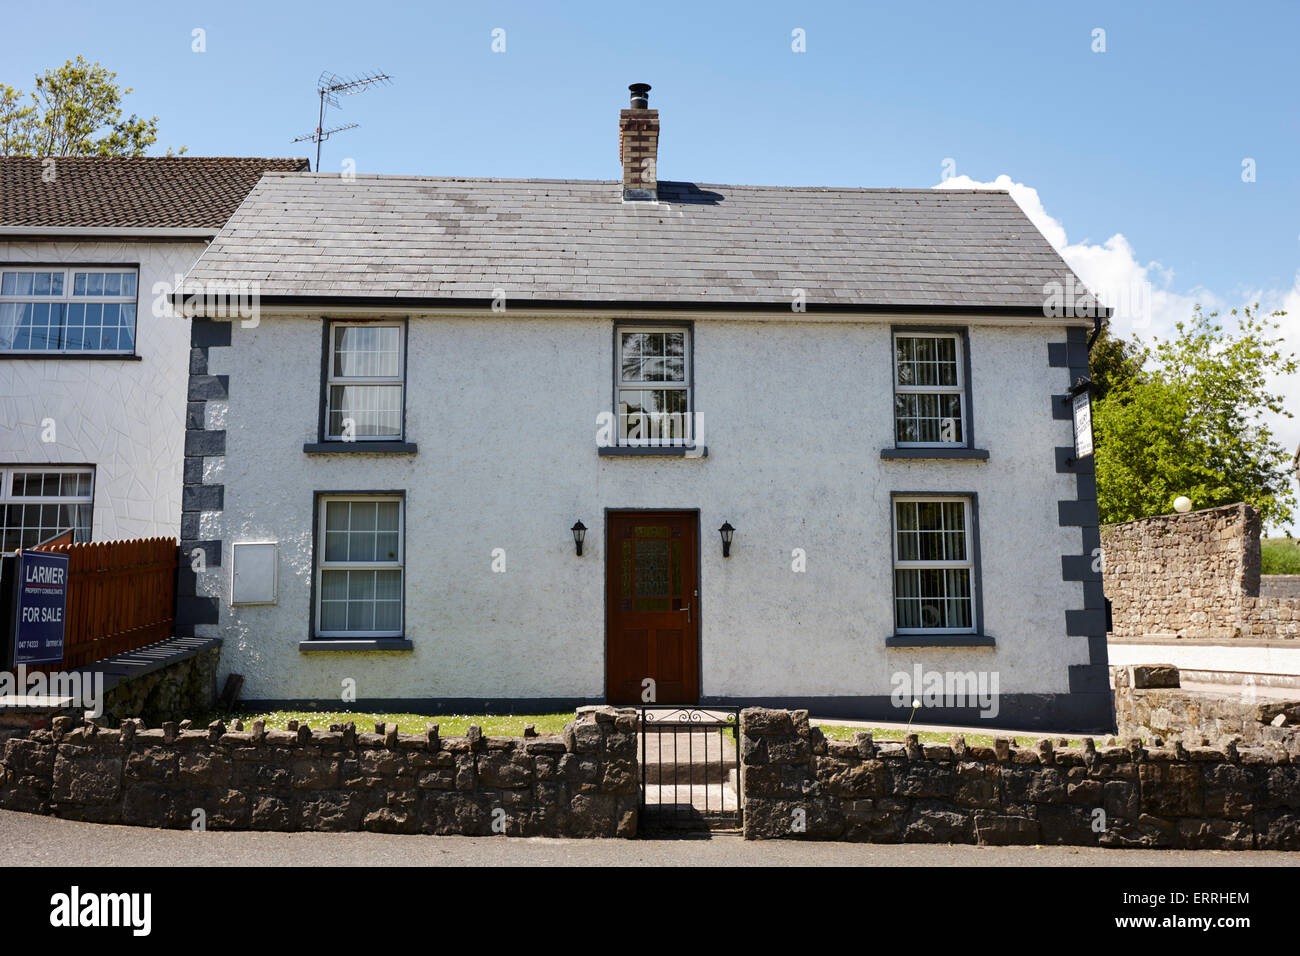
[258, 171, 1011, 195]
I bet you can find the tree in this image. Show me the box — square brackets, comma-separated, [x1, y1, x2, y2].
[0, 57, 184, 157]
[1094, 305, 1297, 527]
[1088, 318, 1143, 401]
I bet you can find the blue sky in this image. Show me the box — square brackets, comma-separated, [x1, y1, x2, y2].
[7, 0, 1300, 524]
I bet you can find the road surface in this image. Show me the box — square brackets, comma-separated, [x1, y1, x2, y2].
[2, 810, 1296, 867]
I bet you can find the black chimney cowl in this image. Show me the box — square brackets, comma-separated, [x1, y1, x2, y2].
[629, 83, 651, 108]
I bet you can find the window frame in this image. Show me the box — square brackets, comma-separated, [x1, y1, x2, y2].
[612, 321, 696, 449]
[0, 465, 96, 551]
[0, 264, 140, 357]
[890, 492, 983, 637]
[319, 319, 408, 443]
[890, 328, 974, 449]
[311, 492, 406, 640]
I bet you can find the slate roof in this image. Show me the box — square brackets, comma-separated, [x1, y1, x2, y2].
[185, 172, 1084, 311]
[0, 156, 310, 230]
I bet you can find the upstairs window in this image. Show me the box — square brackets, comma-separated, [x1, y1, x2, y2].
[325, 322, 404, 441]
[616, 326, 693, 445]
[893, 332, 965, 446]
[0, 467, 95, 551]
[0, 268, 138, 354]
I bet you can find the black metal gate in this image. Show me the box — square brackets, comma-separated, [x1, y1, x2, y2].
[639, 708, 742, 830]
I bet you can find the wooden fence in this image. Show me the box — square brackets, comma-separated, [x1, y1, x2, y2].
[31, 537, 177, 669]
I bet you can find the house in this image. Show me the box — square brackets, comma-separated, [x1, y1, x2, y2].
[0, 156, 308, 549]
[174, 85, 1111, 731]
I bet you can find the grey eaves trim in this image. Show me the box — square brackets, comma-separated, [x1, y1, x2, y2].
[0, 226, 215, 240]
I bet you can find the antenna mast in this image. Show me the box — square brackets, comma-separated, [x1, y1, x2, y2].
[292, 70, 392, 171]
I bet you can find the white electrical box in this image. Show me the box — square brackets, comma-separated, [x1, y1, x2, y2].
[230, 541, 278, 605]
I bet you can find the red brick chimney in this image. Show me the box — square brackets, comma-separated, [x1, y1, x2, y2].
[619, 83, 658, 201]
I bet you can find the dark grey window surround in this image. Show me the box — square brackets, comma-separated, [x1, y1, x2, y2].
[305, 317, 417, 455]
[0, 260, 142, 359]
[885, 490, 992, 648]
[302, 488, 413, 652]
[883, 325, 988, 461]
[602, 319, 706, 458]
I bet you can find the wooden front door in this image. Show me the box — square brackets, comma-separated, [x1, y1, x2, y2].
[605, 511, 699, 705]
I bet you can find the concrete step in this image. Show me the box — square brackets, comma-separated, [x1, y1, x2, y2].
[638, 728, 738, 784]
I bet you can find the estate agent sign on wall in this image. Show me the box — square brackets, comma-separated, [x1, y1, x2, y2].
[1069, 379, 1094, 461]
[9, 549, 70, 665]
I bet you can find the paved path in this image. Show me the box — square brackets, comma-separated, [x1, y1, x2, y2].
[1179, 680, 1300, 700]
[2, 810, 1295, 866]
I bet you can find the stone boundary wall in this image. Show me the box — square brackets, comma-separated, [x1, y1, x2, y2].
[0, 706, 639, 837]
[739, 707, 1300, 849]
[100, 644, 220, 726]
[1101, 502, 1300, 640]
[1113, 665, 1300, 755]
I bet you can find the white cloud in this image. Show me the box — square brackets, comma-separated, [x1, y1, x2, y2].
[935, 173, 1300, 533]
[934, 173, 1215, 341]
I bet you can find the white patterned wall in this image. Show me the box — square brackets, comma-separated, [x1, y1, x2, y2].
[0, 239, 207, 540]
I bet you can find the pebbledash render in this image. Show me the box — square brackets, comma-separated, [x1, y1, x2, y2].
[174, 85, 1111, 732]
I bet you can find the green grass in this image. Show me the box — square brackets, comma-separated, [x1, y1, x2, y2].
[180, 710, 1103, 747]
[197, 710, 572, 737]
[1262, 537, 1300, 575]
[815, 725, 1099, 748]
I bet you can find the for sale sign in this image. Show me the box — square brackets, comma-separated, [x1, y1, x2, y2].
[12, 550, 69, 665]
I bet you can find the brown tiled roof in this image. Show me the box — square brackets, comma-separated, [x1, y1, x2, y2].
[0, 156, 310, 230]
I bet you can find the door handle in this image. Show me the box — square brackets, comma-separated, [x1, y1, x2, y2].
[682, 604, 691, 623]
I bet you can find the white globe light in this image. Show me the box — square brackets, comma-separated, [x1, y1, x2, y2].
[1173, 496, 1193, 514]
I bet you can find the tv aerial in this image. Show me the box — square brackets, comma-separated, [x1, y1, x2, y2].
[292, 70, 392, 171]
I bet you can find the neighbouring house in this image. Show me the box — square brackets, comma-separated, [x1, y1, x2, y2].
[0, 156, 308, 549]
[174, 84, 1111, 731]
[1103, 502, 1300, 688]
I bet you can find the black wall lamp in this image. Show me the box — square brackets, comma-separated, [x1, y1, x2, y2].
[718, 521, 735, 558]
[571, 521, 587, 556]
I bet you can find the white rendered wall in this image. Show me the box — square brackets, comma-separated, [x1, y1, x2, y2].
[0, 239, 204, 540]
[200, 314, 1087, 703]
